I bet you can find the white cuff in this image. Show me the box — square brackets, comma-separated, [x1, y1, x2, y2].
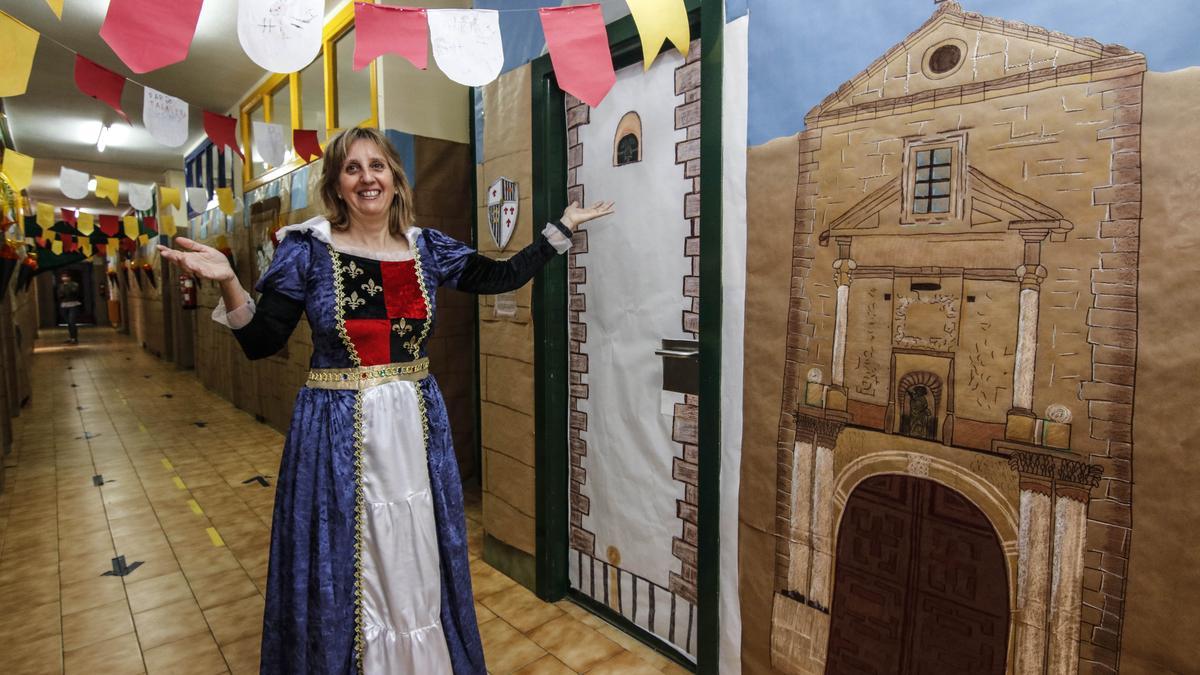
[212, 290, 256, 329]
[543, 222, 573, 254]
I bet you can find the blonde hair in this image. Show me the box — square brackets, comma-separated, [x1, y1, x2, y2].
[319, 127, 415, 235]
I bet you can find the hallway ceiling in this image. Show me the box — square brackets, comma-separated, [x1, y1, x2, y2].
[1, 0, 346, 215]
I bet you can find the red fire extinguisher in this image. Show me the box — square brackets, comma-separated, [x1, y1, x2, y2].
[180, 274, 197, 310]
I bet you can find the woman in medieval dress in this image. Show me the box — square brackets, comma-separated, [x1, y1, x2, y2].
[159, 127, 614, 674]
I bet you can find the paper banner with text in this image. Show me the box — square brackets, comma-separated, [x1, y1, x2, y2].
[77, 212, 95, 235]
[94, 175, 120, 206]
[0, 13, 40, 97]
[36, 202, 55, 230]
[238, 0, 323, 74]
[252, 121, 286, 168]
[143, 88, 189, 147]
[186, 187, 208, 212]
[427, 9, 503, 87]
[204, 111, 243, 159]
[216, 187, 235, 216]
[59, 166, 90, 199]
[354, 4, 428, 71]
[44, 0, 63, 20]
[129, 182, 154, 211]
[625, 0, 689, 69]
[74, 55, 131, 123]
[160, 186, 181, 210]
[540, 5, 615, 108]
[2, 149, 34, 191]
[100, 0, 204, 73]
[99, 214, 120, 237]
[294, 129, 323, 163]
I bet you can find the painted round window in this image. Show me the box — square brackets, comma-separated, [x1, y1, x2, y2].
[928, 44, 962, 75]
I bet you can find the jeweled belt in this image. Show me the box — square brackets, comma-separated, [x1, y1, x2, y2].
[306, 358, 430, 390]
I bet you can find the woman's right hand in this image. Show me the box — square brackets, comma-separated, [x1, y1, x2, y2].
[157, 237, 236, 282]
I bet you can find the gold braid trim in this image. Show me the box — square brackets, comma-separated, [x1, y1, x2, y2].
[329, 248, 362, 367]
[409, 235, 435, 360]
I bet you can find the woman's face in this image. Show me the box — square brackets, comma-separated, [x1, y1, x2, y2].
[336, 139, 395, 223]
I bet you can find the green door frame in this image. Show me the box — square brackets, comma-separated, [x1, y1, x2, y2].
[530, 1, 723, 671]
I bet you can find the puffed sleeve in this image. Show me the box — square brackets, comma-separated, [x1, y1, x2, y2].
[217, 232, 309, 360]
[422, 223, 573, 295]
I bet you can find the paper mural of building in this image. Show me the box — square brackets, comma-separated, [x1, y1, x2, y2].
[767, 3, 1146, 673]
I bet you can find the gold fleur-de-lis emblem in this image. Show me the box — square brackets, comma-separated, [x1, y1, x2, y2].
[342, 291, 366, 309]
[362, 278, 382, 296]
[346, 260, 364, 279]
[404, 335, 422, 357]
[391, 318, 411, 335]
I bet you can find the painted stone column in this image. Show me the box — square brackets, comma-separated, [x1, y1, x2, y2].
[1013, 471, 1054, 673]
[830, 240, 855, 387]
[806, 420, 842, 610]
[1011, 231, 1049, 412]
[1047, 465, 1100, 674]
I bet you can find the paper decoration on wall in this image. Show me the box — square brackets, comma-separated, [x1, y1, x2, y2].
[122, 215, 139, 239]
[36, 202, 55, 230]
[128, 183, 154, 211]
[0, 13, 39, 97]
[216, 187, 235, 215]
[2, 149, 34, 191]
[77, 212, 95, 235]
[60, 208, 76, 227]
[237, 0, 323, 74]
[354, 4, 428, 71]
[252, 121, 286, 168]
[160, 185, 182, 210]
[160, 214, 176, 236]
[43, 0, 63, 20]
[187, 187, 208, 212]
[427, 9, 503, 87]
[290, 166, 309, 210]
[143, 88, 189, 147]
[494, 291, 517, 318]
[100, 0, 204, 73]
[294, 129, 323, 162]
[539, 5, 615, 108]
[59, 166, 90, 199]
[625, 0, 689, 69]
[98, 214, 120, 236]
[142, 216, 158, 236]
[203, 111, 243, 159]
[74, 55, 130, 123]
[487, 177, 519, 250]
[94, 175, 120, 206]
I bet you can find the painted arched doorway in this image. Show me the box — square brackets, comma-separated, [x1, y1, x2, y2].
[825, 474, 1009, 674]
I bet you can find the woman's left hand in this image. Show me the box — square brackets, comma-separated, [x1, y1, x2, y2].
[560, 200, 615, 232]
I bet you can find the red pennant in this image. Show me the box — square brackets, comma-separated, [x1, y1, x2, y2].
[203, 111, 243, 159]
[294, 129, 323, 163]
[63, 236, 79, 253]
[74, 55, 131, 123]
[143, 216, 158, 234]
[99, 214, 120, 237]
[61, 208, 77, 227]
[96, 243, 108, 256]
[100, 0, 204, 73]
[120, 237, 136, 253]
[539, 5, 615, 108]
[354, 5, 428, 71]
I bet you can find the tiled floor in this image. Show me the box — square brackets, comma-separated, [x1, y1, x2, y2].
[0, 329, 691, 674]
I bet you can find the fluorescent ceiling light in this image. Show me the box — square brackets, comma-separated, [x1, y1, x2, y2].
[96, 124, 110, 153]
[88, 179, 97, 191]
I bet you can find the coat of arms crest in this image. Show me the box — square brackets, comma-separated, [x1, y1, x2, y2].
[487, 177, 519, 250]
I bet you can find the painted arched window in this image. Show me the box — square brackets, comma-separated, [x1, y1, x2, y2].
[612, 111, 642, 166]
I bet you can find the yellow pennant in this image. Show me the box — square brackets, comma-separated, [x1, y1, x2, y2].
[123, 215, 139, 240]
[216, 186, 235, 215]
[625, 0, 690, 70]
[139, 234, 149, 246]
[160, 214, 177, 236]
[0, 14, 40, 97]
[51, 238, 63, 255]
[94, 175, 120, 206]
[77, 211, 95, 235]
[160, 185, 182, 210]
[36, 201, 55, 230]
[81, 239, 93, 257]
[44, 0, 63, 20]
[1, 148, 34, 192]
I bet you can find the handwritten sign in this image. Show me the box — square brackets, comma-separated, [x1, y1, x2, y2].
[143, 87, 188, 147]
[427, 9, 503, 87]
[237, 0, 323, 74]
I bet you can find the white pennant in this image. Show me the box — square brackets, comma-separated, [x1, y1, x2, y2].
[427, 9, 503, 87]
[187, 187, 209, 213]
[60, 166, 90, 199]
[237, 0, 324, 74]
[143, 87, 189, 148]
[252, 121, 287, 168]
[129, 182, 155, 212]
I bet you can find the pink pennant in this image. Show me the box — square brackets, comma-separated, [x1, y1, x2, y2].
[99, 214, 120, 237]
[294, 129, 324, 163]
[100, 0, 204, 73]
[354, 4, 428, 71]
[539, 5, 615, 108]
[74, 55, 131, 123]
[203, 111, 243, 159]
[61, 208, 76, 226]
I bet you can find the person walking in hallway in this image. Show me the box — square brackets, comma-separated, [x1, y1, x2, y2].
[56, 271, 83, 344]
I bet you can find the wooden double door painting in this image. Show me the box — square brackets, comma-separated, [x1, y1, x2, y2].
[826, 475, 1009, 675]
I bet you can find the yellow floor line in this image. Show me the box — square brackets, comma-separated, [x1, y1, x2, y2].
[173, 476, 187, 490]
[161, 458, 174, 471]
[206, 527, 225, 547]
[187, 499, 204, 516]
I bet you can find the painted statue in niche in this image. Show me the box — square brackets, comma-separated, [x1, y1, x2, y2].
[765, 2, 1160, 672]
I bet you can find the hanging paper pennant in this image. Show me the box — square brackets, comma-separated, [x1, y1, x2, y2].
[122, 215, 139, 239]
[540, 5, 616, 108]
[128, 183, 154, 211]
[160, 186, 182, 210]
[1, 149, 34, 191]
[427, 9, 503, 87]
[100, 0, 204, 73]
[354, 4, 428, 71]
[74, 55, 131, 123]
[237, 0, 324, 74]
[294, 129, 323, 163]
[187, 187, 208, 212]
[78, 212, 95, 235]
[0, 14, 40, 97]
[36, 202, 55, 230]
[60, 208, 76, 227]
[94, 175, 120, 206]
[59, 166, 90, 199]
[51, 239, 63, 255]
[143, 88, 189, 147]
[142, 216, 158, 236]
[203, 111, 243, 159]
[99, 215, 120, 237]
[81, 239, 93, 257]
[252, 121, 286, 168]
[216, 187, 235, 216]
[160, 214, 176, 236]
[44, 0, 63, 19]
[625, 0, 690, 69]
